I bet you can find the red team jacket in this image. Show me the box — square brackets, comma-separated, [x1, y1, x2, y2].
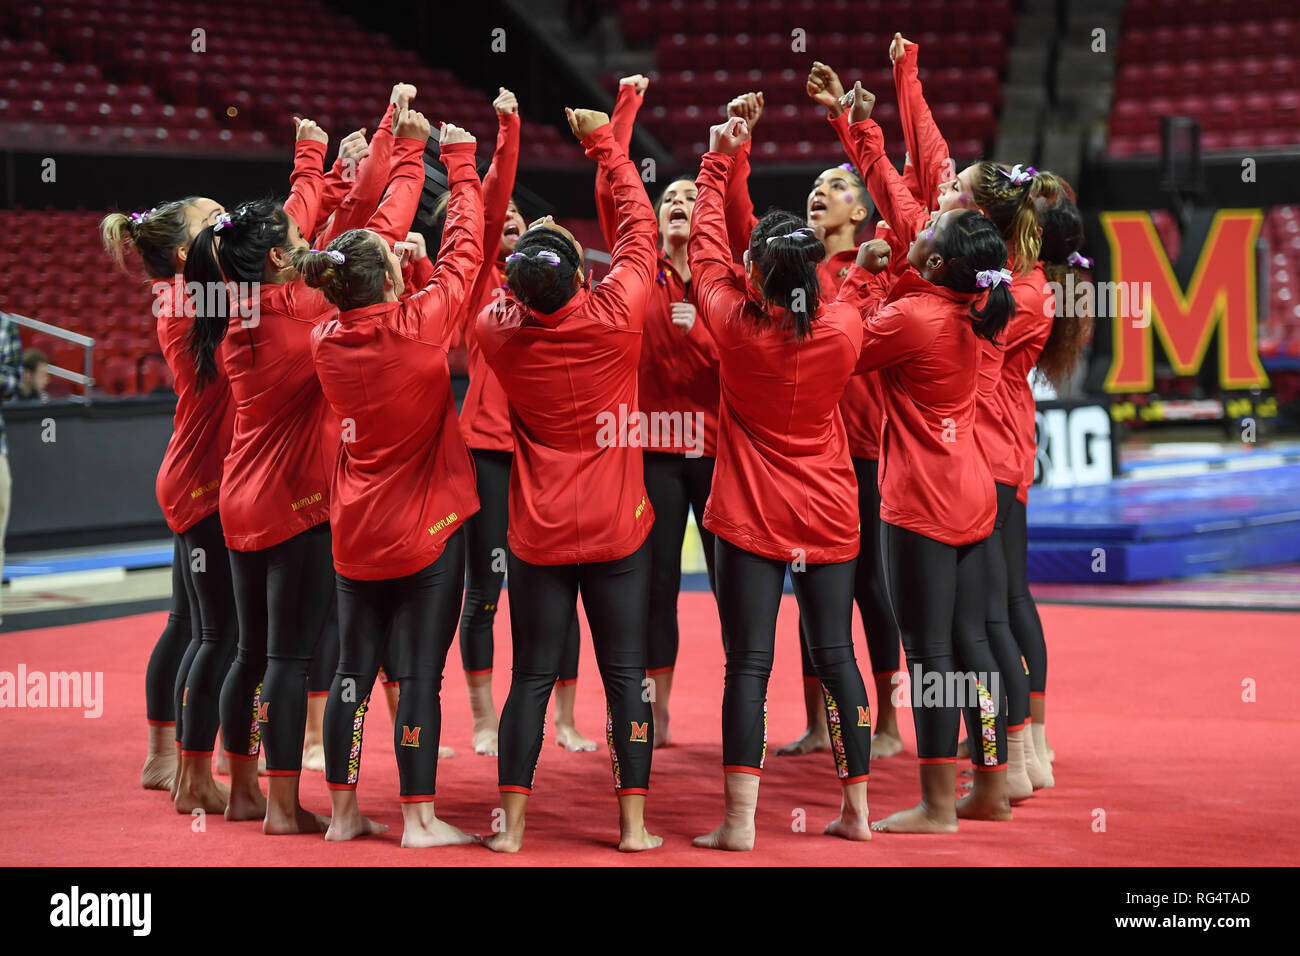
[311, 139, 484, 580]
[457, 110, 520, 453]
[725, 136, 880, 461]
[217, 138, 340, 552]
[598, 82, 720, 458]
[1001, 264, 1055, 502]
[841, 264, 997, 546]
[154, 276, 234, 534]
[476, 123, 658, 565]
[691, 150, 862, 565]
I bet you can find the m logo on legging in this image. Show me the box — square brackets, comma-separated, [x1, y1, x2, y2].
[401, 725, 421, 748]
[857, 705, 870, 728]
[629, 721, 648, 743]
[255, 702, 269, 722]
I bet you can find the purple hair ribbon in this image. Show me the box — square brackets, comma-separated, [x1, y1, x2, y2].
[975, 268, 1014, 289]
[325, 250, 345, 264]
[999, 164, 1037, 185]
[1067, 251, 1093, 269]
[213, 212, 232, 232]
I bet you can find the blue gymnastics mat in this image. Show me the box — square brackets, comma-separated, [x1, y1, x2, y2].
[1026, 465, 1300, 582]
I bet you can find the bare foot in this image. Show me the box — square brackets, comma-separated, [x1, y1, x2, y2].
[775, 728, 830, 755]
[141, 752, 177, 791]
[824, 812, 873, 841]
[956, 787, 1014, 821]
[402, 816, 480, 848]
[692, 822, 756, 851]
[618, 826, 663, 852]
[325, 813, 389, 841]
[225, 783, 267, 822]
[215, 749, 231, 776]
[174, 776, 230, 815]
[473, 726, 499, 756]
[264, 804, 330, 835]
[301, 741, 325, 773]
[870, 730, 903, 759]
[870, 803, 958, 834]
[439, 744, 456, 759]
[483, 831, 523, 853]
[555, 724, 598, 752]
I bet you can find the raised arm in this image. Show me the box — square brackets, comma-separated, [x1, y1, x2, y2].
[315, 93, 401, 247]
[689, 117, 754, 339]
[892, 35, 953, 211]
[595, 77, 646, 252]
[310, 128, 370, 237]
[284, 119, 329, 238]
[835, 241, 894, 319]
[459, 88, 522, 336]
[855, 295, 936, 374]
[577, 112, 658, 329]
[364, 106, 430, 245]
[385, 128, 484, 348]
[722, 91, 763, 259]
[829, 91, 929, 250]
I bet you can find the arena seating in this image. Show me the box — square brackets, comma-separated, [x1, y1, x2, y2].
[1109, 0, 1300, 156]
[0, 0, 582, 165]
[615, 0, 1010, 164]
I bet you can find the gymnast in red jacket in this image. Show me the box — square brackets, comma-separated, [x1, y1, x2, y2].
[689, 116, 875, 852]
[300, 114, 485, 849]
[475, 107, 661, 855]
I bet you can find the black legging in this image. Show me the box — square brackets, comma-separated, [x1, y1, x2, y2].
[643, 450, 718, 672]
[308, 593, 340, 698]
[716, 536, 872, 781]
[461, 448, 579, 682]
[220, 522, 334, 771]
[798, 457, 900, 681]
[497, 539, 653, 794]
[176, 511, 239, 752]
[985, 483, 1031, 728]
[881, 521, 1007, 768]
[1003, 495, 1047, 696]
[147, 534, 194, 728]
[324, 531, 465, 799]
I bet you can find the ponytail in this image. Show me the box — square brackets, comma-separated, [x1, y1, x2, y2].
[292, 229, 389, 311]
[933, 209, 1014, 344]
[968, 164, 1072, 276]
[748, 210, 824, 342]
[182, 224, 229, 391]
[100, 197, 200, 280]
[504, 228, 582, 314]
[1035, 186, 1092, 388]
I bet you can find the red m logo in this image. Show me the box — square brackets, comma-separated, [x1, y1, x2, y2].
[255, 702, 269, 722]
[401, 725, 421, 748]
[857, 705, 870, 727]
[629, 721, 648, 743]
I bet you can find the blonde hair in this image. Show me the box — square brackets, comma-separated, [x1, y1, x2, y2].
[100, 197, 200, 279]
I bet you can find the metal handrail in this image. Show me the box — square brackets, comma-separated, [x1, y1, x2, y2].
[4, 311, 95, 404]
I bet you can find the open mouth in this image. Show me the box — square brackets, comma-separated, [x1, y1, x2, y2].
[668, 209, 688, 225]
[503, 222, 521, 238]
[809, 197, 828, 215]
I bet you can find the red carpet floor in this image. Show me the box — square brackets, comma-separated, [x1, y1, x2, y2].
[2, 595, 1297, 866]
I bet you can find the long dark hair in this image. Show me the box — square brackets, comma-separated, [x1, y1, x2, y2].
[747, 210, 825, 341]
[933, 209, 1014, 344]
[1036, 183, 1091, 388]
[503, 228, 582, 314]
[183, 198, 291, 389]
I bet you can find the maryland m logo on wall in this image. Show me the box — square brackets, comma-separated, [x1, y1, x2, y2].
[1099, 210, 1267, 393]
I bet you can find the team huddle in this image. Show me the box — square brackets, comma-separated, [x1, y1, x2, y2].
[102, 33, 1088, 853]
